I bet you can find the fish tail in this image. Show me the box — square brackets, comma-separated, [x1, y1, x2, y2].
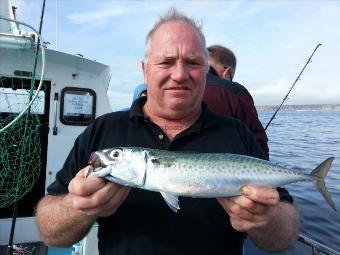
[311, 157, 336, 211]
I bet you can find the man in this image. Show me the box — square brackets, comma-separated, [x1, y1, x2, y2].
[204, 45, 269, 159]
[35, 9, 298, 255]
[132, 46, 269, 159]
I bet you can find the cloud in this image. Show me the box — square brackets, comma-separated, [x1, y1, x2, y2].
[107, 90, 132, 111]
[10, 0, 340, 107]
[68, 8, 125, 25]
[10, 0, 42, 30]
[67, 1, 172, 25]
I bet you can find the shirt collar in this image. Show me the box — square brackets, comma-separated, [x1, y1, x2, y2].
[129, 96, 218, 132]
[208, 65, 219, 76]
[129, 96, 147, 120]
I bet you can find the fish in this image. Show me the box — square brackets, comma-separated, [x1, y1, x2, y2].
[86, 147, 336, 212]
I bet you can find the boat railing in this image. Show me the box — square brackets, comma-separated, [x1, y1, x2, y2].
[298, 234, 340, 255]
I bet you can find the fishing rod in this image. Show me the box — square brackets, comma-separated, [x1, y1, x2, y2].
[264, 43, 322, 130]
[6, 0, 46, 254]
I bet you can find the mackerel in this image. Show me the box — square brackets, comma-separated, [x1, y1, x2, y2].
[86, 147, 336, 212]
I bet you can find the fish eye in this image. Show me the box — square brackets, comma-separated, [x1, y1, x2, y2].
[109, 149, 122, 160]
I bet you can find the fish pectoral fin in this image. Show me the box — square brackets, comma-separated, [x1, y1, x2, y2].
[151, 157, 176, 168]
[160, 192, 180, 213]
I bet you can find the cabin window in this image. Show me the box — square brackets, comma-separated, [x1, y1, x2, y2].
[60, 87, 96, 125]
[0, 77, 46, 114]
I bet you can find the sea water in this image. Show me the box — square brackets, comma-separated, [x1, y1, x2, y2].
[245, 111, 340, 254]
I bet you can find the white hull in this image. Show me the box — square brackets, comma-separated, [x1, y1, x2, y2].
[0, 217, 40, 244]
[1, 6, 110, 253]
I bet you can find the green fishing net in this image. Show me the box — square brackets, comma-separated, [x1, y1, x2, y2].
[0, 20, 45, 208]
[0, 104, 42, 208]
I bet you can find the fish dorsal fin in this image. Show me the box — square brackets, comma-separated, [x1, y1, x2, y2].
[151, 157, 176, 168]
[160, 192, 180, 212]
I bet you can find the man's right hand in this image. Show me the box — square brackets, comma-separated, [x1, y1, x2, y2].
[68, 166, 131, 218]
[35, 166, 130, 247]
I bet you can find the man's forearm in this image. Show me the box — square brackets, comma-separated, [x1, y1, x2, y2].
[247, 202, 299, 252]
[35, 194, 95, 247]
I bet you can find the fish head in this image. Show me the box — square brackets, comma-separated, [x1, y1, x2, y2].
[86, 147, 147, 186]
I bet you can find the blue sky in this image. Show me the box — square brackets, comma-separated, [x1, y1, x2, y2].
[10, 0, 340, 110]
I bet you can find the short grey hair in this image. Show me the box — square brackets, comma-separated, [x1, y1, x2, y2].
[144, 8, 207, 63]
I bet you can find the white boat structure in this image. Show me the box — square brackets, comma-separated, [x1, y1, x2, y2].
[0, 1, 339, 255]
[1, 1, 107, 254]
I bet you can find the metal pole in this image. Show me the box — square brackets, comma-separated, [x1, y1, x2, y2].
[6, 203, 18, 255]
[56, 0, 58, 50]
[298, 234, 340, 255]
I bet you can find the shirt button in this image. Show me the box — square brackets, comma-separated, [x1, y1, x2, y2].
[158, 134, 164, 140]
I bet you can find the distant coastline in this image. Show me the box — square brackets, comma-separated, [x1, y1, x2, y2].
[256, 104, 340, 112]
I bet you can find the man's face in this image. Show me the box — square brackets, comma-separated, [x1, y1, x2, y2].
[142, 21, 208, 117]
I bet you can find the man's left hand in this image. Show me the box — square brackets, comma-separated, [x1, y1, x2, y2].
[217, 185, 280, 232]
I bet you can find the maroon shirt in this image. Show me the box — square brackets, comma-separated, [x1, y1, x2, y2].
[203, 71, 269, 159]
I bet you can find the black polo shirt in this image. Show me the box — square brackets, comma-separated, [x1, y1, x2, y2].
[47, 97, 292, 255]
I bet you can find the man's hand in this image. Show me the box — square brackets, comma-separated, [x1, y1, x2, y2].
[217, 185, 279, 232]
[218, 185, 299, 252]
[68, 166, 131, 218]
[36, 166, 131, 247]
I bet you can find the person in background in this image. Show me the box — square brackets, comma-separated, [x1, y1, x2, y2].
[132, 83, 147, 101]
[205, 45, 269, 159]
[35, 9, 298, 255]
[120, 84, 147, 111]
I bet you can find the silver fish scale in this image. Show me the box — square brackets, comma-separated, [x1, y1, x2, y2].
[144, 150, 311, 197]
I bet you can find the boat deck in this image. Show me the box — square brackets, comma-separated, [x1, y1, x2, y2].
[0, 243, 72, 255]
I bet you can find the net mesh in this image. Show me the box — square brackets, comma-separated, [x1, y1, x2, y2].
[0, 20, 45, 208]
[0, 111, 42, 208]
